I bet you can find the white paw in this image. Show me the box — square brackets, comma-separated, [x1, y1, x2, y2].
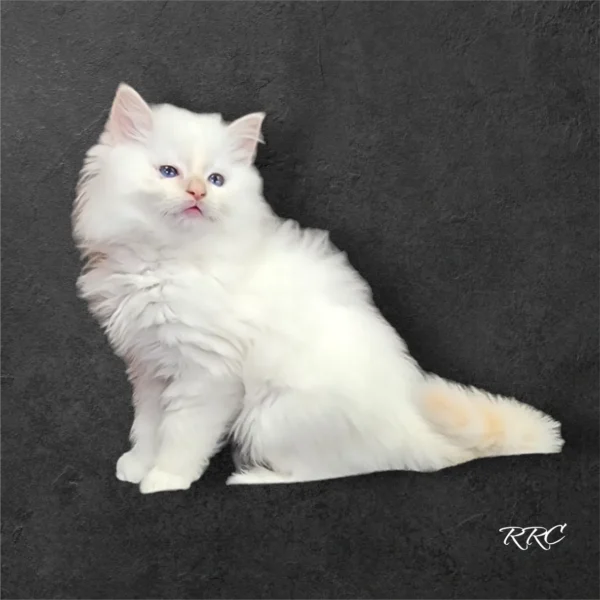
[227, 472, 259, 485]
[226, 467, 291, 485]
[139, 468, 192, 494]
[116, 451, 152, 484]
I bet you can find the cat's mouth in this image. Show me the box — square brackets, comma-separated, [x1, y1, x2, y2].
[183, 205, 203, 217]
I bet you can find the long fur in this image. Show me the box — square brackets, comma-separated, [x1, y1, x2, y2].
[73, 85, 563, 493]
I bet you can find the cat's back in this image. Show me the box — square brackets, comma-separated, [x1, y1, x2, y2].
[253, 218, 373, 309]
[243, 218, 410, 394]
[242, 219, 382, 378]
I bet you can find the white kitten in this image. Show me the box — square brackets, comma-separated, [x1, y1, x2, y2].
[73, 84, 563, 494]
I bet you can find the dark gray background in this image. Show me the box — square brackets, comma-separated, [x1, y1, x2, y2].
[2, 1, 598, 598]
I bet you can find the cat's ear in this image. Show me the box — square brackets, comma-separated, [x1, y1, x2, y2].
[227, 112, 266, 165]
[106, 83, 153, 144]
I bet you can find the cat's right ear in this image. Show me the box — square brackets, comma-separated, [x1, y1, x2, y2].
[106, 84, 153, 144]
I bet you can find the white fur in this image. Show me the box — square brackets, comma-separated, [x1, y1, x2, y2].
[73, 85, 563, 493]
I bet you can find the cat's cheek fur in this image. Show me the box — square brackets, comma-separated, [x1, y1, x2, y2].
[73, 88, 563, 493]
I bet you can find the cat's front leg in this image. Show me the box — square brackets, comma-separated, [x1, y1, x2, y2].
[139, 376, 242, 494]
[116, 374, 165, 484]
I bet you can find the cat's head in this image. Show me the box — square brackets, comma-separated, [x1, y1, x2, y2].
[73, 84, 269, 251]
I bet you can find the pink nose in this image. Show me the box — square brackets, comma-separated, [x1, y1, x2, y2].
[186, 180, 206, 200]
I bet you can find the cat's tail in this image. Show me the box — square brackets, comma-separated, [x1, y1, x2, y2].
[419, 375, 564, 460]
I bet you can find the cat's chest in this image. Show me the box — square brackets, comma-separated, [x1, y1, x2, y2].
[82, 261, 248, 375]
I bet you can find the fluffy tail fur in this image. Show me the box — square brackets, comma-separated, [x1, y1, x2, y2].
[420, 375, 564, 458]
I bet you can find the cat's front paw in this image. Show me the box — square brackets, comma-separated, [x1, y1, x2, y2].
[139, 468, 192, 494]
[116, 451, 152, 484]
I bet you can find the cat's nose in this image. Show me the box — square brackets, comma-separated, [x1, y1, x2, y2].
[186, 179, 206, 200]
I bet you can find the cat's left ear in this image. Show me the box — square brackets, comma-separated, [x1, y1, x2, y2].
[227, 112, 266, 165]
[107, 83, 153, 144]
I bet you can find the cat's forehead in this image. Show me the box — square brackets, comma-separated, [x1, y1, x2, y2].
[149, 104, 226, 160]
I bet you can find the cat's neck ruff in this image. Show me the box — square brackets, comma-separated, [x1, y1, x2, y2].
[86, 213, 272, 278]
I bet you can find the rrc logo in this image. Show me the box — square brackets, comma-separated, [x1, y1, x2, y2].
[499, 524, 567, 551]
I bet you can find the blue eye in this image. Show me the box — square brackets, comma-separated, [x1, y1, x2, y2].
[159, 165, 179, 178]
[208, 172, 225, 187]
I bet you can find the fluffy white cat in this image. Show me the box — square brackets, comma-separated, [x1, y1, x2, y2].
[73, 84, 563, 494]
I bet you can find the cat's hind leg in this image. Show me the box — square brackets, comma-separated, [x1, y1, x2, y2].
[230, 387, 399, 485]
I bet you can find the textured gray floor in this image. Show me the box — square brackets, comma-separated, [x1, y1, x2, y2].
[2, 2, 598, 598]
